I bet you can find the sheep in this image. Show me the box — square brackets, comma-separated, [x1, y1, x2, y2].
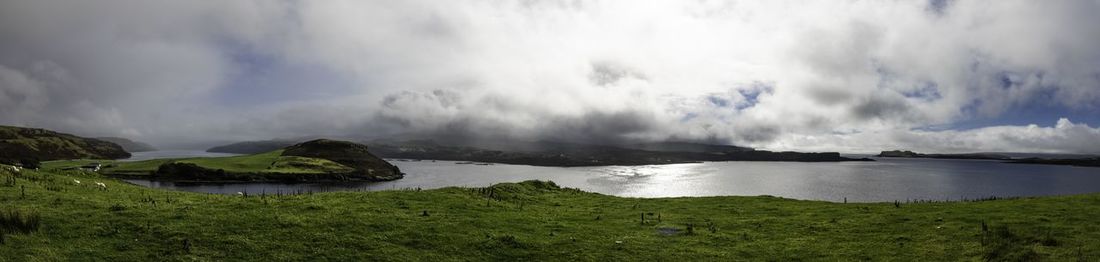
[73, 179, 81, 185]
[95, 182, 107, 190]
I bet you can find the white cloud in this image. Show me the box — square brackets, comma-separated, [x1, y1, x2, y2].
[1, 0, 1098, 153]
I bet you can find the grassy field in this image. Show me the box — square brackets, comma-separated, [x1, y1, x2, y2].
[42, 150, 354, 176]
[1, 165, 1098, 261]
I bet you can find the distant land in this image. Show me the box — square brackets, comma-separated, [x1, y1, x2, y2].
[877, 149, 1100, 168]
[205, 139, 299, 154]
[0, 125, 130, 165]
[95, 137, 157, 152]
[209, 138, 871, 166]
[1007, 157, 1100, 168]
[876, 150, 1011, 160]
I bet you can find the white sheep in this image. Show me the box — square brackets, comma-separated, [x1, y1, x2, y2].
[95, 182, 107, 190]
[73, 179, 81, 184]
[236, 192, 245, 196]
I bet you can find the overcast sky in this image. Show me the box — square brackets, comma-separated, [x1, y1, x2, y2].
[2, 0, 1099, 153]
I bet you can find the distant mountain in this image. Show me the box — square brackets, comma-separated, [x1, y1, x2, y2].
[369, 139, 869, 166]
[95, 137, 156, 152]
[0, 125, 130, 165]
[620, 142, 754, 153]
[206, 139, 301, 154]
[876, 150, 1011, 160]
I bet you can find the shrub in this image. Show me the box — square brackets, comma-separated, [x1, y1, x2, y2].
[0, 209, 41, 234]
[19, 159, 40, 169]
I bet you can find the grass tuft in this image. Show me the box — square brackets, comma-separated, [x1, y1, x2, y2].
[0, 209, 41, 235]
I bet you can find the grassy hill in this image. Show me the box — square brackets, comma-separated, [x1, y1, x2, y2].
[0, 166, 1097, 261]
[0, 125, 130, 165]
[44, 140, 401, 182]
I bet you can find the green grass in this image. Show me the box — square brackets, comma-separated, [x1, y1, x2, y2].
[1, 165, 1099, 261]
[42, 150, 354, 177]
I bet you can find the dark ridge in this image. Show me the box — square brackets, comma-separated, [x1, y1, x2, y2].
[1007, 158, 1100, 168]
[206, 139, 300, 154]
[0, 125, 130, 165]
[367, 139, 870, 167]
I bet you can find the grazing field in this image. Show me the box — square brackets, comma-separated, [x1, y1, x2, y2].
[1, 165, 1098, 261]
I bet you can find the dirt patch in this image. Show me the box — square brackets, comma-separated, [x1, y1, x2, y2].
[657, 227, 682, 236]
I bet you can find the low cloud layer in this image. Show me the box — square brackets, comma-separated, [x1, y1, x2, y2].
[1, 0, 1099, 153]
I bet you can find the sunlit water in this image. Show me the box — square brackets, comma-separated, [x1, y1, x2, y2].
[122, 153, 1100, 202]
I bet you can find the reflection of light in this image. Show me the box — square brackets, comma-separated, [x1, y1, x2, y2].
[589, 163, 708, 197]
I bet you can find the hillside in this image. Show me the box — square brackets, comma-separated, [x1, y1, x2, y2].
[1, 168, 1097, 260]
[95, 137, 157, 152]
[283, 139, 403, 181]
[0, 125, 130, 165]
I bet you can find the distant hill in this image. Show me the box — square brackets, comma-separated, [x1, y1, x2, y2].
[0, 125, 130, 165]
[620, 142, 753, 153]
[95, 137, 156, 152]
[206, 139, 300, 154]
[876, 150, 1011, 160]
[369, 139, 869, 166]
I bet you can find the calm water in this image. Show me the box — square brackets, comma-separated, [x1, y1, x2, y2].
[123, 154, 1100, 202]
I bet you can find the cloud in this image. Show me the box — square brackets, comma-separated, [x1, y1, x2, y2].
[0, 0, 1098, 153]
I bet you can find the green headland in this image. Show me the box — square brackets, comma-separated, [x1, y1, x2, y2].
[43, 139, 403, 182]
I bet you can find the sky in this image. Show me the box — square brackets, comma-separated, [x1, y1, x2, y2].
[1, 0, 1099, 154]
